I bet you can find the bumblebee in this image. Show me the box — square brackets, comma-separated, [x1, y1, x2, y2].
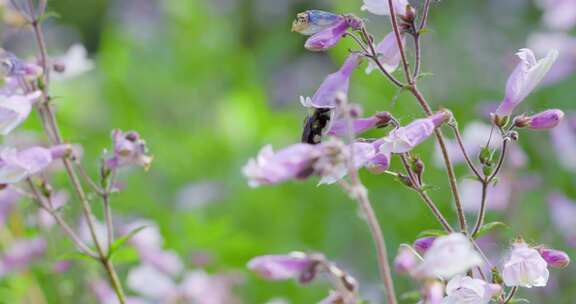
[301, 108, 332, 144]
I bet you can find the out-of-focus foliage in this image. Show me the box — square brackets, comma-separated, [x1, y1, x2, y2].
[0, 0, 574, 303]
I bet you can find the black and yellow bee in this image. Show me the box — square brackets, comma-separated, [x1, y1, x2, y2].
[301, 108, 332, 144]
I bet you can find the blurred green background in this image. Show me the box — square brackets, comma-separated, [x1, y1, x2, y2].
[1, 0, 575, 303]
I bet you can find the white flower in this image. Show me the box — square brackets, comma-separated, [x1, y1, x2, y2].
[0, 92, 41, 135]
[414, 233, 483, 279]
[442, 275, 501, 304]
[361, 0, 409, 16]
[502, 242, 549, 288]
[52, 44, 94, 80]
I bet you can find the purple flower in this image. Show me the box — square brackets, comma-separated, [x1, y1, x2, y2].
[524, 109, 565, 129]
[502, 242, 549, 288]
[247, 252, 316, 281]
[361, 0, 410, 16]
[243, 144, 321, 187]
[304, 19, 349, 51]
[300, 54, 360, 109]
[495, 48, 559, 117]
[0, 91, 41, 135]
[327, 112, 392, 137]
[538, 247, 570, 269]
[106, 129, 152, 170]
[380, 111, 450, 154]
[366, 32, 405, 74]
[365, 140, 391, 173]
[0, 237, 46, 277]
[0, 145, 70, 184]
[292, 10, 343, 36]
[0, 50, 43, 80]
[413, 237, 436, 255]
[394, 245, 419, 274]
[548, 192, 576, 246]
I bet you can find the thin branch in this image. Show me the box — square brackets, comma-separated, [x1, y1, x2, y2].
[386, 0, 411, 83]
[448, 123, 482, 180]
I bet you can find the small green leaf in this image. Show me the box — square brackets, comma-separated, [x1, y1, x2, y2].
[37, 11, 61, 23]
[509, 298, 530, 303]
[108, 225, 147, 258]
[476, 221, 509, 238]
[58, 251, 95, 262]
[417, 229, 447, 238]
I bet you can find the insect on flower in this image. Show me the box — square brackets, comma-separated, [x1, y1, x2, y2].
[301, 108, 332, 144]
[291, 10, 343, 36]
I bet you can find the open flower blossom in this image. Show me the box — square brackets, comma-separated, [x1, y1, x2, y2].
[538, 247, 570, 269]
[365, 32, 405, 74]
[106, 129, 152, 170]
[0, 145, 71, 184]
[495, 48, 559, 117]
[0, 50, 42, 81]
[292, 10, 344, 36]
[361, 0, 410, 16]
[247, 252, 317, 281]
[243, 140, 375, 187]
[442, 275, 501, 304]
[327, 111, 392, 137]
[0, 237, 46, 278]
[413, 233, 483, 279]
[522, 109, 565, 129]
[300, 54, 360, 109]
[365, 139, 391, 173]
[0, 91, 41, 135]
[52, 44, 94, 81]
[502, 241, 549, 288]
[379, 111, 450, 154]
[548, 192, 576, 246]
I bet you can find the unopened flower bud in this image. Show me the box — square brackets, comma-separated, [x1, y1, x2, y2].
[526, 109, 565, 130]
[538, 247, 570, 269]
[400, 5, 416, 23]
[394, 245, 419, 274]
[413, 237, 436, 255]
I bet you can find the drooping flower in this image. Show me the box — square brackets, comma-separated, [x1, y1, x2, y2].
[442, 275, 501, 304]
[0, 237, 46, 277]
[366, 32, 405, 74]
[538, 247, 570, 269]
[300, 54, 360, 109]
[247, 252, 317, 281]
[292, 10, 344, 36]
[547, 192, 576, 246]
[0, 91, 41, 135]
[0, 145, 71, 184]
[502, 242, 549, 288]
[327, 112, 392, 137]
[379, 111, 450, 154]
[361, 0, 410, 16]
[106, 129, 152, 170]
[394, 245, 419, 274]
[52, 44, 94, 81]
[495, 48, 559, 117]
[304, 19, 350, 52]
[413, 233, 483, 279]
[514, 109, 565, 129]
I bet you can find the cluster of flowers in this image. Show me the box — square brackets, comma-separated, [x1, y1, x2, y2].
[242, 0, 572, 303]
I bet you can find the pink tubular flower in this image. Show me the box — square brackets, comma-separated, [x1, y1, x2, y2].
[365, 32, 405, 74]
[0, 145, 70, 184]
[247, 252, 317, 281]
[495, 48, 559, 117]
[413, 233, 483, 279]
[379, 111, 450, 154]
[394, 245, 419, 274]
[443, 275, 501, 304]
[327, 112, 391, 137]
[547, 192, 576, 246]
[502, 242, 549, 288]
[413, 237, 436, 255]
[0, 91, 41, 135]
[300, 54, 360, 109]
[525, 109, 564, 129]
[361, 0, 410, 16]
[304, 19, 349, 51]
[538, 247, 570, 269]
[106, 129, 152, 170]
